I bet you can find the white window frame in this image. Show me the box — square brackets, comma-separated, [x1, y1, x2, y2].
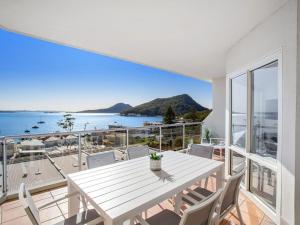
[226, 49, 282, 224]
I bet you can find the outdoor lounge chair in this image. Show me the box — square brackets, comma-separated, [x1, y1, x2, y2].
[135, 189, 223, 225]
[19, 183, 103, 225]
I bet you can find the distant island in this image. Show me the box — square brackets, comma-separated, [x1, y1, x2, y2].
[78, 103, 132, 113]
[76, 94, 211, 122]
[1, 94, 211, 122]
[121, 94, 208, 116]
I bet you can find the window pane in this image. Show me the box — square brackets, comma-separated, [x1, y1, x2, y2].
[230, 151, 246, 175]
[251, 61, 278, 159]
[231, 74, 247, 148]
[230, 150, 246, 185]
[250, 161, 277, 209]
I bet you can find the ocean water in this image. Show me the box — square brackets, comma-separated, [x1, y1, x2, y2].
[0, 112, 162, 136]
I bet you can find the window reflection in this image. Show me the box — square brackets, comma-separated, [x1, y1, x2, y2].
[230, 151, 246, 185]
[251, 61, 278, 159]
[250, 161, 276, 209]
[231, 74, 247, 148]
[230, 151, 246, 174]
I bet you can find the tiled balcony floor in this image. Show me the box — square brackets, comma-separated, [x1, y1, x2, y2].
[1, 179, 275, 225]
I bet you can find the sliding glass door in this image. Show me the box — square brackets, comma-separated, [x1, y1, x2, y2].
[229, 58, 280, 213]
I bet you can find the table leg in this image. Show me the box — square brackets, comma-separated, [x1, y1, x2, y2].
[174, 191, 183, 214]
[107, 220, 126, 225]
[216, 164, 225, 190]
[68, 181, 80, 217]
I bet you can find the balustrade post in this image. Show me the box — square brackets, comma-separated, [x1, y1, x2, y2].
[182, 124, 185, 150]
[78, 135, 82, 171]
[200, 123, 202, 143]
[159, 127, 162, 152]
[3, 139, 7, 196]
[126, 129, 129, 149]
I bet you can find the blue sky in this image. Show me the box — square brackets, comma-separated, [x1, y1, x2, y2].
[0, 29, 212, 111]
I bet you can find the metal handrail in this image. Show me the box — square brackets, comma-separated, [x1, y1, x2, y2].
[1, 121, 202, 140]
[0, 122, 202, 200]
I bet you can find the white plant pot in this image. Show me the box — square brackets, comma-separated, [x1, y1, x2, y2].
[150, 159, 162, 171]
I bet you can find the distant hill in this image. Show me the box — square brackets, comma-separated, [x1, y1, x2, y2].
[79, 103, 132, 113]
[121, 94, 207, 116]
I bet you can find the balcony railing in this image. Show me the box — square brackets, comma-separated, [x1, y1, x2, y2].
[0, 122, 202, 200]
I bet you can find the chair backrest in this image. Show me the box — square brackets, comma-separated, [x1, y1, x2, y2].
[188, 144, 214, 159]
[180, 189, 223, 225]
[127, 145, 149, 160]
[19, 183, 40, 225]
[86, 151, 116, 169]
[220, 167, 246, 215]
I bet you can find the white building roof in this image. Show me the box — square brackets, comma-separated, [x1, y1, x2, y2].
[64, 135, 77, 140]
[44, 136, 60, 142]
[21, 139, 45, 147]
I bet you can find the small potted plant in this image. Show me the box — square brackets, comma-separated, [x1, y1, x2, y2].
[149, 152, 163, 171]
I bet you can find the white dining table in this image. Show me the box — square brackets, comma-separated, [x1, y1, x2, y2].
[67, 151, 224, 225]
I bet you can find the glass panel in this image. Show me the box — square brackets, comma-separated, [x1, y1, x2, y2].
[184, 124, 201, 148]
[230, 151, 246, 175]
[251, 61, 278, 159]
[81, 130, 127, 161]
[128, 128, 160, 149]
[250, 161, 277, 209]
[46, 134, 82, 174]
[7, 136, 65, 194]
[161, 126, 183, 151]
[231, 74, 247, 148]
[230, 150, 246, 185]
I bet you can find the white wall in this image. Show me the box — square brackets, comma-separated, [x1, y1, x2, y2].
[295, 0, 300, 223]
[226, 0, 297, 224]
[203, 77, 226, 138]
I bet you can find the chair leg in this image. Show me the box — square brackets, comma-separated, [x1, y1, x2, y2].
[81, 194, 88, 210]
[236, 205, 244, 225]
[130, 218, 134, 225]
[174, 191, 183, 215]
[204, 177, 209, 189]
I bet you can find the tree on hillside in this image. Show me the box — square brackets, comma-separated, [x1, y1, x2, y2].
[184, 108, 198, 121]
[183, 109, 212, 122]
[163, 106, 176, 124]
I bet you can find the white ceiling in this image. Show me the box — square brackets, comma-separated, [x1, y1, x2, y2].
[0, 0, 288, 80]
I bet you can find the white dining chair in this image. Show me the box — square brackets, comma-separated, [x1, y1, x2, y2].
[19, 183, 103, 225]
[188, 144, 214, 159]
[182, 168, 246, 225]
[188, 144, 214, 188]
[86, 151, 116, 169]
[127, 145, 150, 160]
[135, 189, 223, 225]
